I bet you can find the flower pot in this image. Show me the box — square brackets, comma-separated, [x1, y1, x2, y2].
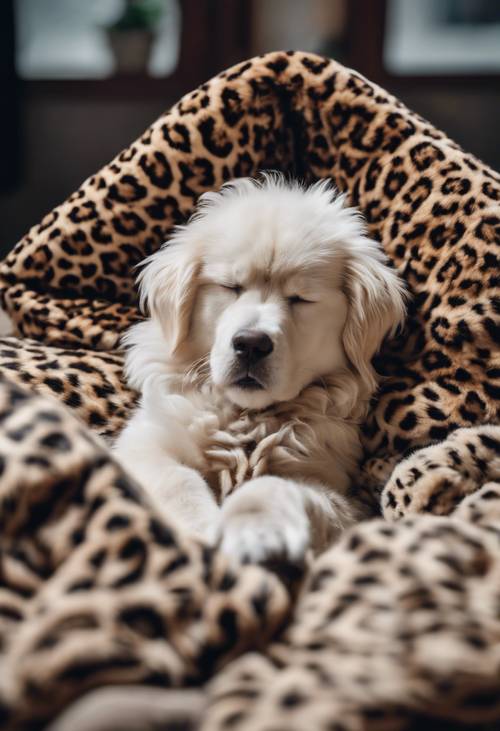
[107, 29, 155, 75]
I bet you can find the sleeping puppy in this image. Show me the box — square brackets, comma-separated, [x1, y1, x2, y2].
[114, 175, 406, 565]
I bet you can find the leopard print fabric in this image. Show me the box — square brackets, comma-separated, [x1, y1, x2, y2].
[383, 425, 500, 519]
[0, 51, 498, 473]
[0, 372, 498, 730]
[0, 373, 289, 730]
[0, 51, 499, 729]
[203, 427, 500, 731]
[0, 337, 135, 441]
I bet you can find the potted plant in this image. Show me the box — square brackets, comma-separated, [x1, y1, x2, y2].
[107, 0, 163, 75]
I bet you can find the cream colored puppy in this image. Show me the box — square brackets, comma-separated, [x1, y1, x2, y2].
[114, 176, 406, 565]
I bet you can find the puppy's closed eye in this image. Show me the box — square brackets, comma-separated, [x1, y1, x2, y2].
[220, 283, 243, 296]
[288, 295, 314, 305]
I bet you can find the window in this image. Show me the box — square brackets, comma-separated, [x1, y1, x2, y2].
[15, 0, 181, 79]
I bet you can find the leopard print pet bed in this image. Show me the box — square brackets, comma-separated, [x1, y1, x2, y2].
[0, 51, 499, 730]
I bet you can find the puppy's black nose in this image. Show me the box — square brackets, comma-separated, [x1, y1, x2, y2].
[232, 329, 274, 363]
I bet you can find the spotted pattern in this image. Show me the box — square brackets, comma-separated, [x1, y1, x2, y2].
[0, 51, 499, 729]
[0, 51, 497, 466]
[0, 374, 289, 730]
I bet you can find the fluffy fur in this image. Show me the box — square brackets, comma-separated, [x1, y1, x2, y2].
[114, 175, 406, 564]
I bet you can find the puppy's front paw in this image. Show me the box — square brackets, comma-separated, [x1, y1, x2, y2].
[218, 477, 310, 569]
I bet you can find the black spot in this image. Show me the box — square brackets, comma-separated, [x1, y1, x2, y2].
[24, 454, 50, 468]
[455, 368, 471, 382]
[43, 377, 64, 394]
[429, 426, 450, 441]
[360, 549, 390, 562]
[119, 605, 166, 639]
[161, 553, 189, 576]
[90, 221, 112, 244]
[68, 201, 97, 223]
[280, 691, 305, 708]
[386, 491, 397, 509]
[112, 211, 146, 237]
[161, 122, 192, 152]
[106, 514, 131, 531]
[383, 170, 408, 199]
[65, 391, 82, 409]
[448, 449, 462, 466]
[120, 536, 145, 560]
[403, 177, 433, 212]
[139, 151, 173, 189]
[410, 141, 445, 171]
[6, 423, 33, 441]
[58, 656, 139, 683]
[37, 410, 62, 423]
[218, 608, 238, 640]
[68, 578, 95, 593]
[399, 411, 417, 431]
[218, 572, 237, 592]
[480, 489, 500, 500]
[222, 710, 246, 728]
[107, 175, 147, 203]
[0, 604, 22, 621]
[483, 381, 500, 400]
[348, 533, 362, 551]
[89, 411, 107, 427]
[251, 588, 270, 619]
[437, 377, 460, 395]
[479, 434, 500, 454]
[220, 87, 245, 127]
[197, 117, 233, 158]
[483, 317, 500, 345]
[441, 176, 471, 195]
[39, 432, 71, 451]
[225, 60, 252, 80]
[149, 517, 176, 547]
[89, 549, 107, 568]
[427, 406, 447, 421]
[353, 574, 377, 586]
[301, 56, 330, 74]
[422, 350, 451, 372]
[423, 387, 439, 402]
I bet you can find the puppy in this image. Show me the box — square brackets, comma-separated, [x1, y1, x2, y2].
[114, 175, 406, 565]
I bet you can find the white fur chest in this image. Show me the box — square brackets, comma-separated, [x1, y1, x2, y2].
[159, 382, 363, 502]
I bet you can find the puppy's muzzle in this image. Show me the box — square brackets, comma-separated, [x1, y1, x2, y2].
[232, 329, 274, 366]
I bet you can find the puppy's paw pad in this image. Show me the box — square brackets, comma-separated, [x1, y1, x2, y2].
[219, 511, 309, 569]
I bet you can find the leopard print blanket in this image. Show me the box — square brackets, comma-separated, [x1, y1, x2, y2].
[0, 51, 499, 730]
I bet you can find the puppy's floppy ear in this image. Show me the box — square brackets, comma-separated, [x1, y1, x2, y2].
[137, 231, 201, 355]
[342, 238, 406, 397]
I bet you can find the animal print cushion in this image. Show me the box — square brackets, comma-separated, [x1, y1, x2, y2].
[0, 371, 289, 730]
[0, 51, 498, 476]
[0, 368, 498, 729]
[205, 458, 500, 731]
[0, 51, 499, 729]
[0, 337, 134, 441]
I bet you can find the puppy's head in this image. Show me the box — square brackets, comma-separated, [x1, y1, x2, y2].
[138, 176, 406, 410]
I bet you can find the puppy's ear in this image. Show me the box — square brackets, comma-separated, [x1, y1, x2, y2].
[342, 239, 406, 397]
[137, 233, 201, 355]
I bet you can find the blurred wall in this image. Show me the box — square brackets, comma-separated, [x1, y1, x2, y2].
[1, 0, 499, 256]
[252, 0, 345, 56]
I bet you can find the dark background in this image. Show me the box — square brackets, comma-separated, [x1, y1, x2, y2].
[1, 0, 499, 255]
